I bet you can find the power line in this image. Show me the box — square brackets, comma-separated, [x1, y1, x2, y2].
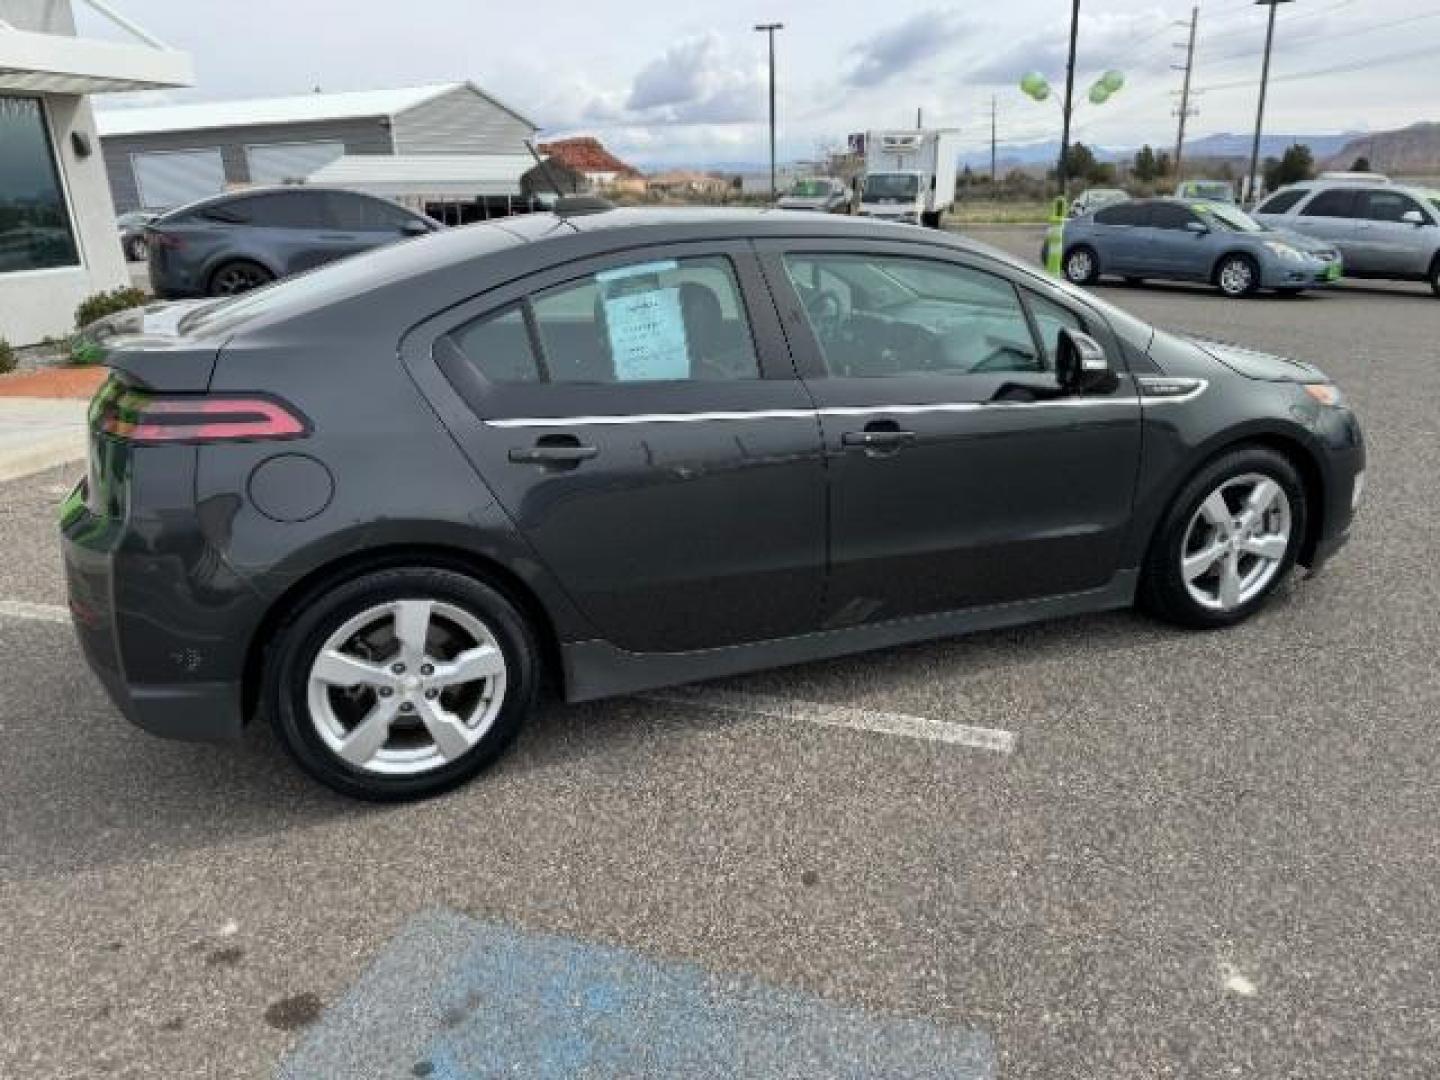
[1196, 41, 1435, 93]
[1197, 9, 1440, 67]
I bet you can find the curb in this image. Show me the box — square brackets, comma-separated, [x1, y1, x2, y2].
[0, 430, 86, 484]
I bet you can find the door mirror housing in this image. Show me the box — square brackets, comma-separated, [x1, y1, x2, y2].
[1185, 220, 1210, 235]
[1056, 328, 1119, 395]
[1401, 209, 1426, 226]
[402, 218, 432, 236]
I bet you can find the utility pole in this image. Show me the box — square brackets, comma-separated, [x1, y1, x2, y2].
[1057, 0, 1081, 198]
[990, 95, 998, 189]
[916, 106, 923, 129]
[1246, 0, 1294, 205]
[1171, 6, 1199, 183]
[754, 22, 784, 199]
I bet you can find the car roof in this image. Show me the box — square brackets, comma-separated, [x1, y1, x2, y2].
[158, 185, 403, 221]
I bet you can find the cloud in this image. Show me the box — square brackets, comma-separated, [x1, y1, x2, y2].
[968, 8, 1171, 84]
[623, 33, 765, 125]
[844, 10, 971, 88]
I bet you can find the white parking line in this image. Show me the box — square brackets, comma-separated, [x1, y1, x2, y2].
[0, 600, 70, 625]
[642, 687, 1016, 753]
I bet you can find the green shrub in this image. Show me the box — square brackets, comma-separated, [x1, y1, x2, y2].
[68, 335, 104, 366]
[0, 338, 15, 375]
[75, 286, 149, 330]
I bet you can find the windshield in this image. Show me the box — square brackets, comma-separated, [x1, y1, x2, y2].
[863, 174, 920, 201]
[1203, 204, 1266, 232]
[788, 179, 833, 197]
[1188, 182, 1232, 199]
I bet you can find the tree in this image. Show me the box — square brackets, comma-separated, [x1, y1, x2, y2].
[1350, 155, 1371, 172]
[1063, 142, 1098, 184]
[1156, 151, 1173, 178]
[1263, 143, 1315, 192]
[1133, 145, 1159, 184]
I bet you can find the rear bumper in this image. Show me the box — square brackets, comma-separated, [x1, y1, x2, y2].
[61, 475, 251, 743]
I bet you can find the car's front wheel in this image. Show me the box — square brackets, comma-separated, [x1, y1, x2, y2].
[1215, 253, 1259, 298]
[208, 259, 274, 296]
[1140, 447, 1307, 629]
[265, 567, 538, 800]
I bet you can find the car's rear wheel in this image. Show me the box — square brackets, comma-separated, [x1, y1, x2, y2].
[1140, 446, 1306, 629]
[1064, 245, 1099, 285]
[1215, 253, 1259, 298]
[1429, 256, 1440, 298]
[208, 259, 274, 296]
[265, 567, 538, 801]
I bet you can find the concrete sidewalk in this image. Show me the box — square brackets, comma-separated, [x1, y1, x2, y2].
[0, 398, 89, 483]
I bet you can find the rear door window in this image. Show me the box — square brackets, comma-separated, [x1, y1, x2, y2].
[1094, 203, 1148, 227]
[445, 255, 762, 385]
[1300, 189, 1359, 218]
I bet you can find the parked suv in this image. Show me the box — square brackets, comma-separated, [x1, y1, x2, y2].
[145, 186, 439, 298]
[64, 208, 1363, 800]
[1254, 182, 1440, 296]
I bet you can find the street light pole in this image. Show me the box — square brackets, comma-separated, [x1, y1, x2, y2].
[1057, 0, 1081, 198]
[754, 23, 784, 200]
[1245, 0, 1294, 205]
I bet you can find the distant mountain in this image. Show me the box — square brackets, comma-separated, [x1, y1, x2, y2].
[958, 132, 1364, 171]
[1325, 122, 1440, 176]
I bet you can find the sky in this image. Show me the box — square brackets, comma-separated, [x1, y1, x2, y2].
[85, 0, 1439, 167]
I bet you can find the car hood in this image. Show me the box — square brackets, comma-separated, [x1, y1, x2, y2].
[1187, 336, 1329, 383]
[1265, 227, 1337, 254]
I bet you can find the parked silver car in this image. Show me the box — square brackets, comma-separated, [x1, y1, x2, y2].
[776, 177, 853, 213]
[1069, 187, 1129, 217]
[1060, 198, 1343, 298]
[1254, 181, 1440, 296]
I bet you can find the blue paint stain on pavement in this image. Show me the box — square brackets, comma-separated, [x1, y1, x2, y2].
[278, 909, 994, 1079]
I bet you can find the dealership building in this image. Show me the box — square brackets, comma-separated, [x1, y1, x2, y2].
[0, 0, 191, 345]
[97, 82, 540, 216]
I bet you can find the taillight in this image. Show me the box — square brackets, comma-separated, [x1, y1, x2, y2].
[93, 384, 307, 444]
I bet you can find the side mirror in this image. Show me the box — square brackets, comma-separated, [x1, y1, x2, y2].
[1185, 220, 1210, 235]
[402, 219, 431, 236]
[1056, 328, 1118, 395]
[1401, 209, 1426, 226]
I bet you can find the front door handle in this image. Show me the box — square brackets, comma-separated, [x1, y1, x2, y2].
[508, 438, 599, 467]
[841, 425, 916, 453]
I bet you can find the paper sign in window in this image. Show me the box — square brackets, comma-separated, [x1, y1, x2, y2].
[597, 261, 690, 382]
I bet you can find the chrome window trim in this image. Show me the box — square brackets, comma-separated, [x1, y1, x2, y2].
[484, 396, 1136, 428]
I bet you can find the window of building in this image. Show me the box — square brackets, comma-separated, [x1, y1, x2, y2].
[0, 96, 80, 274]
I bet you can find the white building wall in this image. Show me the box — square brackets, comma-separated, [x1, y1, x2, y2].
[1, 92, 129, 346]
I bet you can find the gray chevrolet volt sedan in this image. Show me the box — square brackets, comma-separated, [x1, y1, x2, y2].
[1060, 198, 1343, 297]
[62, 206, 1365, 800]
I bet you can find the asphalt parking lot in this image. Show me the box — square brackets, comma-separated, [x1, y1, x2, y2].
[5, 229, 1440, 1078]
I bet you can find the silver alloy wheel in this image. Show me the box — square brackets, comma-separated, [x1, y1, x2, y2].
[1181, 473, 1292, 612]
[1218, 257, 1254, 296]
[305, 599, 508, 776]
[1065, 249, 1093, 282]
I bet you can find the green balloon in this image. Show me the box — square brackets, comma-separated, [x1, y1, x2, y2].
[1020, 71, 1051, 101]
[1101, 70, 1125, 93]
[1088, 84, 1111, 105]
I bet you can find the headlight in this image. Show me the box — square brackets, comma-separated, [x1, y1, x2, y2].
[1264, 241, 1306, 262]
[1303, 383, 1343, 407]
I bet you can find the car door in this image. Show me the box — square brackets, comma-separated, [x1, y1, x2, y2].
[1088, 202, 1149, 275]
[401, 242, 827, 653]
[230, 191, 337, 275]
[1141, 202, 1213, 279]
[758, 241, 1142, 625]
[323, 191, 425, 259]
[1293, 187, 1361, 263]
[1351, 188, 1434, 277]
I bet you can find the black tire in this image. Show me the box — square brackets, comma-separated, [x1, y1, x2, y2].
[1139, 446, 1307, 630]
[1215, 253, 1259, 298]
[921, 210, 942, 229]
[264, 566, 538, 801]
[208, 259, 274, 297]
[1063, 245, 1100, 285]
[1429, 256, 1440, 298]
[125, 236, 148, 262]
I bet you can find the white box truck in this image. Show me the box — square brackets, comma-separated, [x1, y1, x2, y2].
[857, 129, 963, 227]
